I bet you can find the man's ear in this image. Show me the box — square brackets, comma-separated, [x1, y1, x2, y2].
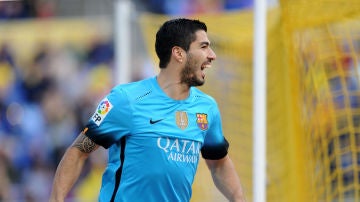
[172, 46, 184, 63]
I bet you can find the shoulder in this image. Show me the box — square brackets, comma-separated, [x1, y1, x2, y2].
[110, 78, 154, 102]
[191, 87, 217, 106]
[191, 87, 221, 118]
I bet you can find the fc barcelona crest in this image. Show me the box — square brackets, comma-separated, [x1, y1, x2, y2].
[196, 113, 208, 130]
[175, 111, 188, 130]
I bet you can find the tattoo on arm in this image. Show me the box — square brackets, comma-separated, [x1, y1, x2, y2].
[72, 133, 97, 153]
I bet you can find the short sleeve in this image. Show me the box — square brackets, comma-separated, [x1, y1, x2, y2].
[201, 105, 229, 160]
[85, 87, 131, 149]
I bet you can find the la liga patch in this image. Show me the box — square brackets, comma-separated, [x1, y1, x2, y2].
[91, 97, 113, 126]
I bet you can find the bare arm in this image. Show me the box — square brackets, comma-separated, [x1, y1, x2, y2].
[205, 155, 246, 202]
[49, 131, 99, 202]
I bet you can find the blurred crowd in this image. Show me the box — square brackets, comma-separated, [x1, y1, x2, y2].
[140, 0, 253, 15]
[0, 0, 55, 20]
[0, 0, 254, 20]
[0, 39, 115, 201]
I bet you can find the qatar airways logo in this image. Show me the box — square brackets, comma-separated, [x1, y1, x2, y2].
[157, 137, 201, 164]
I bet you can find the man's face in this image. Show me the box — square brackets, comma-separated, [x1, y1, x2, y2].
[180, 30, 216, 87]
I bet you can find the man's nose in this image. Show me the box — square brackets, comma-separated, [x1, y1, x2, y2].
[208, 48, 216, 61]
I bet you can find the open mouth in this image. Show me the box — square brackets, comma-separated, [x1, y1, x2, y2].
[201, 63, 211, 78]
[201, 63, 211, 70]
[201, 63, 211, 71]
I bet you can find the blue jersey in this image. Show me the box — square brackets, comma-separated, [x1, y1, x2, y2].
[85, 77, 229, 202]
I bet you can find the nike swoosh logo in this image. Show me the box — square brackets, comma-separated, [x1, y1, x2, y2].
[150, 118, 164, 124]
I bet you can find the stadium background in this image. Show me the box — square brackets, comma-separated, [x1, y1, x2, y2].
[0, 0, 360, 201]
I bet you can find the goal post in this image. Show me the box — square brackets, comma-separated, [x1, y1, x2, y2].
[252, 0, 267, 201]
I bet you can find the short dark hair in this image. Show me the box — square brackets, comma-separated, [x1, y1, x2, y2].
[155, 18, 207, 68]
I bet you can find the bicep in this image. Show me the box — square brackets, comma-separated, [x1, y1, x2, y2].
[71, 131, 99, 154]
[202, 105, 228, 160]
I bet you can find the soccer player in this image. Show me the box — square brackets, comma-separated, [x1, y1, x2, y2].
[50, 18, 246, 202]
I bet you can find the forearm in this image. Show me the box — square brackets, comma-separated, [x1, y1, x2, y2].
[207, 156, 246, 202]
[50, 131, 99, 201]
[50, 147, 89, 202]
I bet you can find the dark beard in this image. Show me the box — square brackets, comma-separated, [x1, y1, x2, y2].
[180, 55, 204, 87]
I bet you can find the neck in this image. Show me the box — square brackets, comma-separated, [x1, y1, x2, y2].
[157, 70, 190, 100]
